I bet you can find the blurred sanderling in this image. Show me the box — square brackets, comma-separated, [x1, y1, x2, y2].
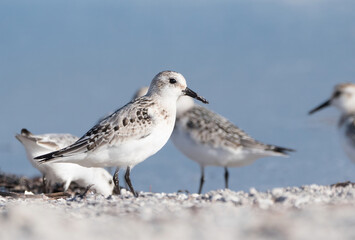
[309, 83, 355, 164]
[134, 87, 294, 194]
[16, 129, 115, 197]
[34, 71, 208, 197]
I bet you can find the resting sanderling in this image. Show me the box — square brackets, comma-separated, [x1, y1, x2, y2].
[16, 129, 115, 197]
[34, 71, 208, 197]
[309, 83, 355, 164]
[133, 87, 294, 194]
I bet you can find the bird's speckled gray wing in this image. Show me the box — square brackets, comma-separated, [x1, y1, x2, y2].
[36, 97, 158, 161]
[177, 105, 290, 153]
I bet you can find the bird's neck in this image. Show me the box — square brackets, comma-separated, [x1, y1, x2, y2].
[176, 96, 195, 116]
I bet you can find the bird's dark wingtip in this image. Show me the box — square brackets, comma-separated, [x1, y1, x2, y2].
[34, 152, 55, 162]
[273, 146, 296, 155]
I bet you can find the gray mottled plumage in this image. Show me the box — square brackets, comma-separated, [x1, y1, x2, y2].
[37, 97, 163, 161]
[176, 104, 292, 154]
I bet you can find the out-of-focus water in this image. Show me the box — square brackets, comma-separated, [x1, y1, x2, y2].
[1, 0, 355, 193]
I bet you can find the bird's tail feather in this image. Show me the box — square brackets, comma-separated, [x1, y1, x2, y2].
[268, 145, 295, 156]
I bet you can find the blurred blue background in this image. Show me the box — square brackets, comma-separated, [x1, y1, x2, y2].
[1, 0, 355, 193]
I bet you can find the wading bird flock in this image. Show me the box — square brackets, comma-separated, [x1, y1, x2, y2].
[13, 71, 353, 197]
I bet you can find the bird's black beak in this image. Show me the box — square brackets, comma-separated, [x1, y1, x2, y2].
[308, 99, 331, 115]
[183, 87, 209, 104]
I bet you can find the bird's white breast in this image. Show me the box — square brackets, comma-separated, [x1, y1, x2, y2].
[83, 105, 177, 168]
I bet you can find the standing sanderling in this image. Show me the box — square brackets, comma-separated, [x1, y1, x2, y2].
[34, 71, 208, 197]
[172, 96, 294, 193]
[16, 129, 115, 197]
[133, 87, 294, 194]
[309, 83, 355, 164]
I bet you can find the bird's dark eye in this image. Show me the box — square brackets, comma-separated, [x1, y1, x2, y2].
[109, 180, 113, 185]
[169, 78, 177, 84]
[333, 90, 341, 98]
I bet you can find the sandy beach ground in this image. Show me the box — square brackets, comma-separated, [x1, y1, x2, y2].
[1, 178, 355, 240]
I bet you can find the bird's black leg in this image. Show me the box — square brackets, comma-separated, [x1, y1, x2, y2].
[113, 167, 121, 195]
[124, 167, 138, 197]
[78, 184, 94, 199]
[198, 166, 205, 194]
[224, 167, 229, 189]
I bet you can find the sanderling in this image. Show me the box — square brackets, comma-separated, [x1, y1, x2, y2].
[172, 96, 294, 193]
[16, 129, 115, 197]
[34, 71, 208, 197]
[133, 87, 294, 194]
[309, 83, 355, 164]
